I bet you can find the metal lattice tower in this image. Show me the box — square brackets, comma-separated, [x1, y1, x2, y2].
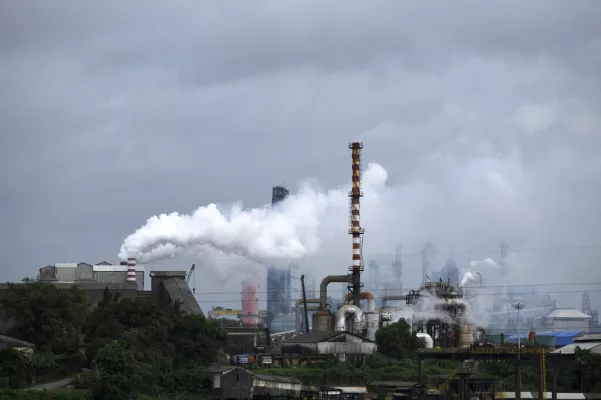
[348, 142, 365, 306]
[582, 292, 592, 315]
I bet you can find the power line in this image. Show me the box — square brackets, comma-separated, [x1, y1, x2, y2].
[193, 281, 601, 296]
[178, 244, 601, 263]
[193, 288, 601, 302]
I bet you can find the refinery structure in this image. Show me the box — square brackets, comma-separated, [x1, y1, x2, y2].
[204, 143, 599, 365]
[4, 141, 600, 399]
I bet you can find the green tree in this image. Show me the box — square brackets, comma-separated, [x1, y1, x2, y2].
[90, 340, 153, 400]
[83, 294, 168, 364]
[375, 318, 424, 359]
[0, 282, 89, 354]
[168, 314, 227, 367]
[0, 349, 30, 389]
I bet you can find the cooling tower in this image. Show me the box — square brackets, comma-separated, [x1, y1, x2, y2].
[241, 278, 259, 326]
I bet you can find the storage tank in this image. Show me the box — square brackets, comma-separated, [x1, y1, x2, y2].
[459, 321, 474, 346]
[312, 311, 335, 332]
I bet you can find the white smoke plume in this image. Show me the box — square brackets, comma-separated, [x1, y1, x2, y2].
[119, 163, 388, 264]
[469, 258, 499, 270]
[459, 270, 482, 287]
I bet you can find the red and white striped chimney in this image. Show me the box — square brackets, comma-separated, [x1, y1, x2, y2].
[127, 258, 137, 283]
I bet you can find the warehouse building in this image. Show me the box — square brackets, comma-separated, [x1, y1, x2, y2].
[38, 261, 145, 291]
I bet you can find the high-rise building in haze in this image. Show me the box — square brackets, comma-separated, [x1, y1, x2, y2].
[266, 267, 287, 327]
[265, 184, 291, 328]
[272, 185, 289, 205]
[286, 262, 300, 312]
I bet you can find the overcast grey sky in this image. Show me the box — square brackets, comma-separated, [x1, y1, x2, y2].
[1, 1, 600, 310]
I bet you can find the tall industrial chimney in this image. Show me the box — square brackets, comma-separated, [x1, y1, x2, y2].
[349, 142, 364, 306]
[127, 257, 137, 283]
[500, 241, 508, 298]
[392, 244, 403, 291]
[421, 243, 435, 285]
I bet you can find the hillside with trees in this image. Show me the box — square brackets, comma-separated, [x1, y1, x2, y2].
[0, 282, 226, 399]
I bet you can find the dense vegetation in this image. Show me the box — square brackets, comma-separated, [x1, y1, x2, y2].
[0, 282, 226, 399]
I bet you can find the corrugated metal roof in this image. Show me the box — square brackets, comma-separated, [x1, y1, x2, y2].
[553, 342, 601, 354]
[0, 333, 35, 348]
[283, 331, 373, 344]
[546, 309, 592, 319]
[55, 263, 77, 268]
[576, 334, 601, 342]
[507, 330, 584, 346]
[162, 278, 203, 316]
[254, 374, 301, 384]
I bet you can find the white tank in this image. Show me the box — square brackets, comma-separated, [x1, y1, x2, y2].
[416, 332, 434, 348]
[335, 304, 364, 332]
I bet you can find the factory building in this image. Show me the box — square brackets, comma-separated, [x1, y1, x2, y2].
[38, 261, 145, 291]
[3, 264, 202, 316]
[544, 309, 592, 332]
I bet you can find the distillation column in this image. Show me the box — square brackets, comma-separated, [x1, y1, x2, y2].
[349, 142, 365, 306]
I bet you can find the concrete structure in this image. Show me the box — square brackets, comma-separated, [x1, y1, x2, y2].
[545, 309, 592, 332]
[149, 270, 202, 315]
[241, 279, 259, 326]
[280, 331, 376, 363]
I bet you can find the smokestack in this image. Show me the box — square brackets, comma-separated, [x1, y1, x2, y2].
[421, 243, 435, 285]
[127, 257, 137, 283]
[349, 142, 364, 306]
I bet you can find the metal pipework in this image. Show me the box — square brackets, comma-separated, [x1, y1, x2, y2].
[343, 292, 376, 312]
[320, 275, 351, 311]
[382, 295, 405, 307]
[335, 304, 364, 332]
[295, 298, 319, 334]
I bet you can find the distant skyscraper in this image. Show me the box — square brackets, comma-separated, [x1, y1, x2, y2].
[286, 262, 300, 312]
[272, 185, 289, 205]
[266, 267, 287, 327]
[305, 272, 317, 299]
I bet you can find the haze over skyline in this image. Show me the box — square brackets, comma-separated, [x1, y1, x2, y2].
[1, 1, 600, 310]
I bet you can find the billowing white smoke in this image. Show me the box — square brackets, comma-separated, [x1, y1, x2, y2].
[118, 163, 388, 263]
[459, 270, 482, 287]
[469, 258, 499, 269]
[412, 295, 454, 324]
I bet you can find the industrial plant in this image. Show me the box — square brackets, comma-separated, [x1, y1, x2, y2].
[10, 141, 600, 400]
[201, 142, 601, 400]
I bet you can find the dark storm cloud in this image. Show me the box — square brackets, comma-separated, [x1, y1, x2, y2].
[1, 1, 600, 309]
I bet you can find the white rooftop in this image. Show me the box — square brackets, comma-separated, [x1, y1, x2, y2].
[552, 341, 601, 354]
[546, 309, 591, 319]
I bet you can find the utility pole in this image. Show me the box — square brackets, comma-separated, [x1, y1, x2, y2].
[513, 302, 525, 400]
[300, 275, 310, 334]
